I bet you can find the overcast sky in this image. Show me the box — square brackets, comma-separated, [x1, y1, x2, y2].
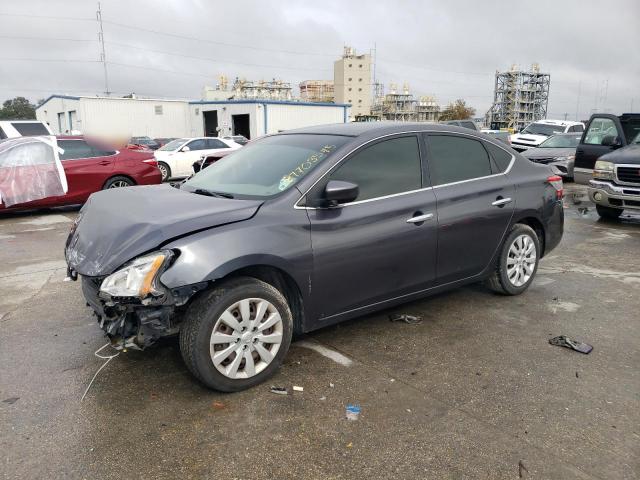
[1, 0, 638, 120]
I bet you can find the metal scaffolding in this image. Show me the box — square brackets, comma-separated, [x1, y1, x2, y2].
[231, 78, 293, 101]
[485, 64, 550, 131]
[299, 80, 334, 103]
[368, 83, 439, 122]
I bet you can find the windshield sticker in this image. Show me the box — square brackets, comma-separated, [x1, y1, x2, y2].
[277, 145, 337, 191]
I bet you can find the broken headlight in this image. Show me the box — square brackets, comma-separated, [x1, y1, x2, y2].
[100, 251, 173, 299]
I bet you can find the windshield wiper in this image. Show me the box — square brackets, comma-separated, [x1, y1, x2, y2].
[192, 188, 234, 199]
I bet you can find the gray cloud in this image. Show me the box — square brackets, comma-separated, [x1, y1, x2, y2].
[1, 0, 638, 120]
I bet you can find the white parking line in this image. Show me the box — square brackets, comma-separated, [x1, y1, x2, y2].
[295, 340, 353, 367]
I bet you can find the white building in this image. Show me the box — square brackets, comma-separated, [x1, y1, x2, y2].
[334, 46, 372, 121]
[36, 95, 350, 140]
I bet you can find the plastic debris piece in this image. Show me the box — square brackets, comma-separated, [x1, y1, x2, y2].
[319, 396, 326, 401]
[212, 401, 225, 410]
[2, 397, 19, 405]
[389, 314, 423, 325]
[345, 404, 361, 421]
[292, 385, 304, 393]
[549, 335, 593, 354]
[346, 442, 353, 448]
[270, 386, 289, 395]
[329, 382, 335, 388]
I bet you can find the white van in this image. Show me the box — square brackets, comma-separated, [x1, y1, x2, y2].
[0, 120, 53, 139]
[510, 119, 584, 152]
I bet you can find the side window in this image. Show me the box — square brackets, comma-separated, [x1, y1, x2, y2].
[428, 135, 492, 186]
[206, 138, 228, 149]
[187, 139, 207, 151]
[567, 126, 575, 133]
[329, 136, 422, 202]
[58, 140, 94, 160]
[485, 142, 513, 172]
[0, 127, 6, 140]
[574, 124, 584, 133]
[584, 118, 620, 145]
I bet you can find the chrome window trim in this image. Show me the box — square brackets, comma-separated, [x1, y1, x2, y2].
[614, 163, 640, 187]
[293, 129, 515, 210]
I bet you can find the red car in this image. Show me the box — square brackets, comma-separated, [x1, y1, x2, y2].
[0, 136, 162, 212]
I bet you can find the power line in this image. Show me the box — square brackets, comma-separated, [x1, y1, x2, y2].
[0, 57, 100, 63]
[0, 12, 93, 21]
[0, 34, 96, 42]
[106, 40, 332, 72]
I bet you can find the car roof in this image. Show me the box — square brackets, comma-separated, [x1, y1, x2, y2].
[535, 119, 582, 126]
[279, 121, 480, 138]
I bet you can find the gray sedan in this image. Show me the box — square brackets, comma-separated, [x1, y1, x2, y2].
[521, 133, 582, 179]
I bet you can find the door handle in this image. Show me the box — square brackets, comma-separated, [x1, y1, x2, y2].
[492, 197, 512, 207]
[406, 213, 434, 224]
[98, 160, 111, 166]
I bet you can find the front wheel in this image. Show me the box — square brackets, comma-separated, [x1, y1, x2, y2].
[157, 162, 171, 182]
[179, 277, 293, 392]
[596, 204, 623, 220]
[486, 224, 540, 295]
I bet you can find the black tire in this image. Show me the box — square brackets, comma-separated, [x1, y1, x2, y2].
[486, 224, 540, 295]
[596, 205, 623, 220]
[103, 175, 135, 189]
[157, 162, 171, 182]
[179, 277, 293, 392]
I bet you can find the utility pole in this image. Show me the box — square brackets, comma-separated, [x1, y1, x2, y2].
[575, 81, 581, 121]
[97, 2, 110, 96]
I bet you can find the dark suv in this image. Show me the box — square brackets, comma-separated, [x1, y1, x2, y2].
[574, 113, 640, 184]
[65, 123, 564, 391]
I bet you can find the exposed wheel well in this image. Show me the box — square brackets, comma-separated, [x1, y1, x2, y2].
[226, 265, 305, 334]
[103, 174, 137, 188]
[515, 217, 546, 256]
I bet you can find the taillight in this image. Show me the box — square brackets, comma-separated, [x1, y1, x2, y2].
[547, 175, 564, 200]
[143, 158, 158, 166]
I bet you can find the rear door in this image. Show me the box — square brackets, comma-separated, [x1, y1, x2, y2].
[307, 134, 438, 321]
[58, 140, 116, 202]
[574, 115, 625, 181]
[425, 134, 515, 284]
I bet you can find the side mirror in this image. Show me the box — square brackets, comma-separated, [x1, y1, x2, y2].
[181, 146, 191, 152]
[324, 180, 359, 207]
[601, 135, 622, 148]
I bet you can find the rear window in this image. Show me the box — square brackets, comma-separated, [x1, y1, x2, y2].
[11, 122, 49, 136]
[428, 135, 493, 185]
[485, 142, 513, 172]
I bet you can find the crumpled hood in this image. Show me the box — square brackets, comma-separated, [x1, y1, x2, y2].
[66, 184, 262, 276]
[521, 147, 575, 161]
[600, 144, 640, 164]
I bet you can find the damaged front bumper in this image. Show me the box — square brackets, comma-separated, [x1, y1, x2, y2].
[80, 276, 207, 350]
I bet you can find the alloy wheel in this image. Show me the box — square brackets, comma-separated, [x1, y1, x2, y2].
[158, 164, 168, 181]
[108, 180, 130, 188]
[209, 298, 283, 379]
[506, 234, 537, 287]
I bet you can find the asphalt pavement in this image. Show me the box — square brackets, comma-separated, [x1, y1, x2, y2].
[1, 184, 638, 479]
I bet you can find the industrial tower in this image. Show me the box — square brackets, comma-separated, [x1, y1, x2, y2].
[485, 64, 551, 131]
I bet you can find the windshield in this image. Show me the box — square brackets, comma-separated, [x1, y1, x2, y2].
[183, 134, 349, 199]
[521, 123, 566, 136]
[158, 138, 188, 151]
[538, 134, 581, 148]
[632, 132, 640, 144]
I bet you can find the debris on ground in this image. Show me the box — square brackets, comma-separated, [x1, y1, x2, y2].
[319, 396, 326, 401]
[346, 442, 353, 448]
[81, 342, 120, 402]
[270, 386, 289, 395]
[292, 385, 304, 393]
[389, 314, 423, 325]
[518, 459, 529, 478]
[212, 401, 225, 410]
[549, 335, 593, 354]
[576, 371, 579, 378]
[345, 404, 361, 421]
[577, 207, 589, 216]
[329, 382, 335, 388]
[2, 397, 19, 405]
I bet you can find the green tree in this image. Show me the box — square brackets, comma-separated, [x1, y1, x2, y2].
[0, 97, 37, 120]
[438, 99, 476, 121]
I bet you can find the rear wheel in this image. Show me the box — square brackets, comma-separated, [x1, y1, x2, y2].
[103, 176, 135, 189]
[487, 224, 540, 295]
[179, 277, 293, 392]
[157, 162, 171, 182]
[596, 204, 623, 220]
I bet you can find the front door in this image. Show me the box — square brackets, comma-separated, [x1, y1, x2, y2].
[58, 139, 116, 203]
[574, 115, 624, 183]
[178, 139, 208, 176]
[424, 134, 515, 284]
[306, 134, 438, 321]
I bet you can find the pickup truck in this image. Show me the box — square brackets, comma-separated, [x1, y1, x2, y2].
[574, 113, 640, 184]
[589, 130, 640, 219]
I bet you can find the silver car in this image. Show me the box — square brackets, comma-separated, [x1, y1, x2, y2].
[521, 133, 582, 179]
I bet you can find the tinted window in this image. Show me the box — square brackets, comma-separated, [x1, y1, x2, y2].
[206, 138, 228, 149]
[428, 135, 492, 185]
[460, 121, 476, 130]
[58, 140, 94, 160]
[330, 136, 421, 202]
[584, 118, 620, 145]
[11, 122, 49, 136]
[485, 142, 513, 172]
[0, 127, 6, 140]
[187, 139, 207, 151]
[574, 124, 584, 132]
